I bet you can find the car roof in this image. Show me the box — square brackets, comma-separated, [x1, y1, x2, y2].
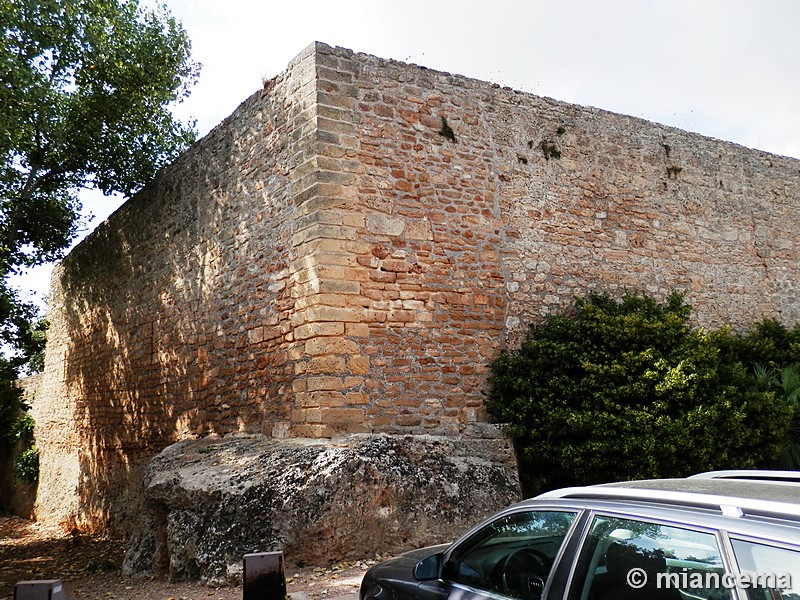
[538, 471, 800, 514]
[512, 470, 800, 546]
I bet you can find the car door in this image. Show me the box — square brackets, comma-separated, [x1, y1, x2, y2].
[415, 509, 580, 600]
[564, 514, 734, 600]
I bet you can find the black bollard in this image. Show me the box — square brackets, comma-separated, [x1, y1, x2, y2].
[243, 551, 286, 600]
[14, 580, 68, 599]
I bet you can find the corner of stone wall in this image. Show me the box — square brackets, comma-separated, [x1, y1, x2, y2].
[286, 43, 373, 438]
[285, 44, 513, 438]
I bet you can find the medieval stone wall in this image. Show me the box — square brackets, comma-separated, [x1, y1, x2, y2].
[34, 42, 800, 530]
[286, 43, 799, 435]
[34, 44, 320, 529]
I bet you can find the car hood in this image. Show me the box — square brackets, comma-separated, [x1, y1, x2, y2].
[397, 543, 452, 562]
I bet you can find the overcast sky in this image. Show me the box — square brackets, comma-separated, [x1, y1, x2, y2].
[15, 0, 800, 308]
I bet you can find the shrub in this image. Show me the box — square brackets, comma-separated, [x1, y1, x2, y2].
[14, 445, 39, 483]
[11, 412, 34, 442]
[714, 319, 800, 370]
[487, 292, 793, 496]
[9, 412, 39, 484]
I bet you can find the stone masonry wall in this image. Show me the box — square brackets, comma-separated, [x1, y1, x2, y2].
[35, 45, 320, 529]
[35, 42, 799, 531]
[286, 43, 799, 434]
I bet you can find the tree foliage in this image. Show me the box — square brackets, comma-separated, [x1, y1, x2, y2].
[752, 364, 800, 469]
[487, 292, 795, 495]
[0, 0, 199, 441]
[0, 289, 46, 446]
[1, 0, 199, 271]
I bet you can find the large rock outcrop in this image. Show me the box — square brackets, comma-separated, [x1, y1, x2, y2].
[123, 431, 520, 585]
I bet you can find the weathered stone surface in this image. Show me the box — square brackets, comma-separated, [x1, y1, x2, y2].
[123, 433, 520, 585]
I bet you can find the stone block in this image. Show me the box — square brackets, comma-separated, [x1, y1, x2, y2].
[303, 306, 361, 323]
[247, 327, 265, 344]
[345, 391, 370, 405]
[317, 280, 361, 295]
[312, 391, 349, 407]
[124, 435, 519, 582]
[348, 355, 370, 375]
[304, 355, 347, 374]
[405, 219, 433, 240]
[366, 214, 405, 236]
[304, 336, 359, 356]
[306, 376, 344, 392]
[345, 323, 370, 337]
[321, 407, 365, 426]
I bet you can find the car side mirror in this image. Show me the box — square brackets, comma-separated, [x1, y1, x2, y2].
[413, 553, 443, 581]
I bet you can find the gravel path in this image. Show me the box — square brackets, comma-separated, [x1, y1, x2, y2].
[0, 514, 370, 600]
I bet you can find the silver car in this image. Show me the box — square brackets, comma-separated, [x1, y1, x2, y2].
[360, 471, 800, 600]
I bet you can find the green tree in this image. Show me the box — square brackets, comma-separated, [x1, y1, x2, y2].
[487, 292, 793, 495]
[0, 0, 199, 438]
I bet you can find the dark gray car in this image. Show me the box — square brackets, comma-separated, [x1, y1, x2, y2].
[359, 471, 800, 600]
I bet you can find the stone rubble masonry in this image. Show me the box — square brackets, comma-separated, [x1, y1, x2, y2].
[34, 42, 799, 532]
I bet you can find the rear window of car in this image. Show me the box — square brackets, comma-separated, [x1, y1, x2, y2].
[731, 539, 800, 600]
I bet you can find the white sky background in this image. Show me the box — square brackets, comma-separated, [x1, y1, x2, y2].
[13, 0, 800, 310]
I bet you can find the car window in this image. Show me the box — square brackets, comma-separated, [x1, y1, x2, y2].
[567, 515, 732, 600]
[731, 539, 800, 600]
[442, 510, 577, 600]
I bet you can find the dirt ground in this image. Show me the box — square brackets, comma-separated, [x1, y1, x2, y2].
[0, 514, 371, 600]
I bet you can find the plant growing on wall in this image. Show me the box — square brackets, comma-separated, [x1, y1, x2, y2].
[540, 140, 561, 160]
[0, 0, 200, 436]
[438, 117, 456, 142]
[487, 291, 794, 496]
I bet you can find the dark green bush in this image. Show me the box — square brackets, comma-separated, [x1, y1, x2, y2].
[487, 292, 794, 496]
[9, 411, 39, 483]
[713, 319, 800, 371]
